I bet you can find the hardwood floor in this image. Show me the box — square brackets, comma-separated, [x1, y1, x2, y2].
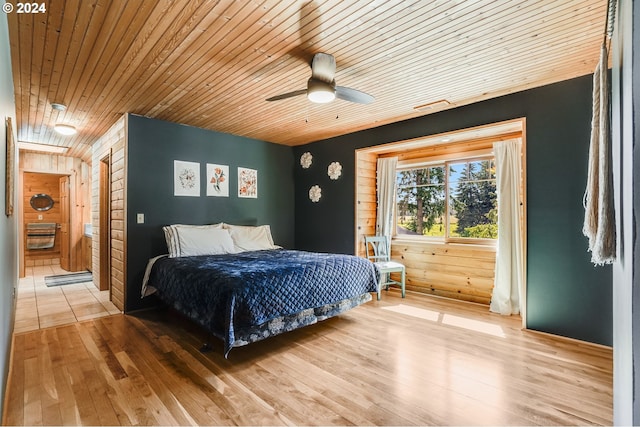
[3, 290, 612, 426]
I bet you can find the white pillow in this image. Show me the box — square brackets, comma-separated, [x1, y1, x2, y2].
[162, 226, 178, 257]
[175, 227, 236, 257]
[224, 224, 278, 252]
[163, 223, 227, 257]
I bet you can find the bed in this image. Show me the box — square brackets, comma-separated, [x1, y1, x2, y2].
[142, 223, 379, 356]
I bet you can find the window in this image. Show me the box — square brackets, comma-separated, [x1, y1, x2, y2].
[396, 156, 497, 242]
[396, 165, 446, 237]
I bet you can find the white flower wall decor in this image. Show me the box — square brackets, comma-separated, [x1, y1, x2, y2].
[300, 152, 313, 169]
[327, 161, 342, 180]
[309, 185, 322, 202]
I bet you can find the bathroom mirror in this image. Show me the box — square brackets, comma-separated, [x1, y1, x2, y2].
[30, 193, 54, 211]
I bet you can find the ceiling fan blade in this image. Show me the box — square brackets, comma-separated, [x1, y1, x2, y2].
[265, 89, 307, 101]
[311, 53, 336, 83]
[336, 86, 375, 104]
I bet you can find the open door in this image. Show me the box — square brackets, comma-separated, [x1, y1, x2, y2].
[59, 175, 70, 271]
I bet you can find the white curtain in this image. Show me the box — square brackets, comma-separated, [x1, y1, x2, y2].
[375, 157, 398, 240]
[490, 139, 524, 316]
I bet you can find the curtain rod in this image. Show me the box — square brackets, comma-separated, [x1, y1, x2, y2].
[604, 0, 617, 42]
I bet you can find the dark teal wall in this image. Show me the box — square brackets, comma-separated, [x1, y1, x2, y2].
[293, 75, 612, 346]
[125, 114, 295, 311]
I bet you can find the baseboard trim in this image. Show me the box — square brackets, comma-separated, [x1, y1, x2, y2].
[524, 328, 612, 350]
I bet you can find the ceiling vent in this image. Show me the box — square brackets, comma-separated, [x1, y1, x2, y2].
[413, 100, 451, 112]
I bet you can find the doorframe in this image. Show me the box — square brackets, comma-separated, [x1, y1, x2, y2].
[18, 170, 24, 277]
[99, 154, 111, 292]
[58, 175, 71, 271]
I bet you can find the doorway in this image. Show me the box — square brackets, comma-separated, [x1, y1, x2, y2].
[22, 172, 71, 273]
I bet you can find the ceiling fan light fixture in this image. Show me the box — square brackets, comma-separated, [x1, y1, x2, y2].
[266, 53, 372, 104]
[54, 124, 77, 136]
[307, 78, 335, 103]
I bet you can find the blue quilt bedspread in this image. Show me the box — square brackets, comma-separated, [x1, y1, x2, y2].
[147, 249, 379, 355]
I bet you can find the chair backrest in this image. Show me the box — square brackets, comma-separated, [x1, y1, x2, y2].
[364, 236, 391, 263]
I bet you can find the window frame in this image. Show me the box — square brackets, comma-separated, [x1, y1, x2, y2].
[395, 153, 497, 246]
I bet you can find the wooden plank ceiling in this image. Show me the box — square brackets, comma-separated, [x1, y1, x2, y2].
[7, 0, 607, 162]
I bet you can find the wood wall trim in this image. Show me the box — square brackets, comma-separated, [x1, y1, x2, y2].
[360, 119, 525, 155]
[379, 132, 521, 162]
[519, 119, 528, 328]
[99, 157, 110, 292]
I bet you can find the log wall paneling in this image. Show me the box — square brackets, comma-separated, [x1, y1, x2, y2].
[110, 139, 126, 311]
[392, 241, 496, 304]
[18, 153, 90, 276]
[354, 152, 377, 258]
[91, 116, 126, 311]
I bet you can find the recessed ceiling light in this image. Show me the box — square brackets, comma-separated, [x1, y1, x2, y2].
[54, 124, 77, 135]
[51, 103, 67, 111]
[18, 141, 68, 154]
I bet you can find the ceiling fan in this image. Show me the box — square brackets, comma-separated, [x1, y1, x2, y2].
[266, 53, 374, 104]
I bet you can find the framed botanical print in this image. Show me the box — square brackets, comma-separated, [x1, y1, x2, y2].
[174, 160, 200, 197]
[206, 163, 229, 197]
[238, 167, 257, 198]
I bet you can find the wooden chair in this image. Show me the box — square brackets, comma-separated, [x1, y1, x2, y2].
[364, 235, 406, 300]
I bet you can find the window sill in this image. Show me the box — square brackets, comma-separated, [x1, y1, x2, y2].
[391, 236, 497, 251]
